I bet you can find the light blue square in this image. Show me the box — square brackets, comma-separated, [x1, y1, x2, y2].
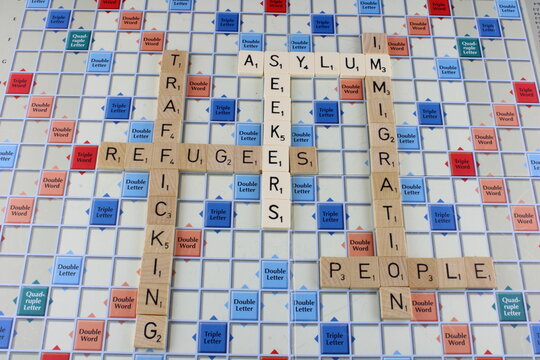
[129, 121, 154, 142]
[27, 0, 50, 8]
[261, 261, 288, 289]
[289, 34, 311, 52]
[436, 58, 461, 79]
[169, 0, 192, 11]
[87, 52, 113, 72]
[400, 178, 425, 203]
[497, 0, 520, 18]
[292, 125, 314, 146]
[358, 0, 381, 14]
[292, 292, 318, 321]
[528, 154, 540, 177]
[135, 356, 163, 360]
[230, 291, 259, 320]
[239, 33, 263, 51]
[0, 145, 18, 168]
[292, 176, 315, 201]
[236, 123, 261, 145]
[122, 172, 149, 198]
[396, 127, 420, 150]
[234, 175, 260, 200]
[53, 256, 83, 285]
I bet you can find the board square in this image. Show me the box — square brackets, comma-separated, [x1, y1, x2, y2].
[411, 293, 438, 321]
[396, 127, 420, 150]
[265, 0, 286, 13]
[17, 286, 48, 316]
[26, 0, 50, 8]
[169, 0, 192, 11]
[429, 204, 456, 231]
[236, 123, 261, 145]
[314, 101, 340, 124]
[472, 128, 498, 151]
[87, 52, 113, 72]
[428, 0, 451, 16]
[70, 145, 98, 170]
[122, 172, 149, 198]
[235, 174, 260, 200]
[347, 232, 374, 256]
[240, 33, 263, 51]
[118, 11, 143, 30]
[129, 121, 153, 142]
[74, 320, 105, 351]
[291, 125, 314, 146]
[230, 291, 259, 320]
[292, 176, 315, 201]
[46, 9, 71, 29]
[261, 261, 288, 289]
[441, 324, 471, 354]
[106, 97, 132, 119]
[0, 144, 18, 168]
[215, 12, 239, 32]
[204, 201, 232, 228]
[291, 292, 318, 321]
[90, 199, 119, 226]
[450, 152, 476, 176]
[53, 256, 83, 285]
[311, 15, 334, 34]
[511, 206, 539, 231]
[289, 34, 311, 52]
[513, 82, 539, 103]
[497, 293, 526, 321]
[27, 96, 54, 118]
[400, 178, 425, 202]
[98, 0, 121, 9]
[387, 36, 409, 56]
[0, 318, 13, 349]
[7, 72, 33, 94]
[497, 0, 520, 18]
[39, 171, 67, 196]
[109, 288, 138, 318]
[175, 229, 202, 257]
[140, 32, 165, 51]
[320, 324, 349, 354]
[477, 18, 501, 37]
[407, 17, 430, 36]
[211, 99, 236, 122]
[186, 76, 211, 97]
[135, 356, 164, 360]
[493, 104, 519, 126]
[358, 0, 381, 14]
[317, 203, 344, 230]
[41, 354, 70, 360]
[5, 197, 34, 224]
[198, 322, 227, 353]
[417, 102, 443, 125]
[530, 324, 540, 354]
[339, 79, 363, 100]
[479, 178, 507, 203]
[528, 154, 540, 177]
[66, 30, 92, 51]
[436, 58, 461, 79]
[457, 38, 482, 57]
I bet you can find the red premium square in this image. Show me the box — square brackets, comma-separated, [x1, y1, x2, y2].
[98, 0, 121, 9]
[428, 0, 451, 16]
[450, 152, 476, 176]
[265, 0, 287, 13]
[70, 145, 99, 170]
[41, 354, 70, 360]
[407, 16, 430, 36]
[118, 11, 143, 30]
[513, 82, 539, 103]
[339, 79, 363, 101]
[186, 76, 212, 97]
[7, 72, 33, 94]
[387, 36, 409, 56]
[140, 31, 164, 51]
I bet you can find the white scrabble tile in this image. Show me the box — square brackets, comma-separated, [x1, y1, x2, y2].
[264, 51, 290, 74]
[264, 97, 291, 122]
[365, 54, 392, 77]
[290, 52, 315, 77]
[340, 53, 366, 78]
[263, 120, 291, 146]
[262, 172, 291, 200]
[262, 145, 290, 172]
[261, 199, 291, 229]
[238, 51, 264, 76]
[264, 74, 291, 97]
[315, 52, 340, 77]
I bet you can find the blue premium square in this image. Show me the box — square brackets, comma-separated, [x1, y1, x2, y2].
[90, 199, 119, 226]
[87, 52, 113, 72]
[396, 127, 420, 150]
[314, 101, 339, 124]
[429, 204, 456, 231]
[230, 291, 259, 320]
[205, 201, 232, 228]
[400, 178, 425, 203]
[261, 261, 288, 289]
[321, 324, 349, 354]
[122, 172, 149, 198]
[169, 0, 192, 11]
[358, 0, 381, 14]
[497, 0, 520, 18]
[216, 12, 239, 32]
[211, 99, 236, 122]
[235, 175, 260, 201]
[236, 123, 261, 145]
[240, 33, 263, 51]
[417, 102, 443, 125]
[46, 9, 71, 29]
[0, 145, 18, 168]
[292, 176, 315, 201]
[106, 97, 132, 120]
[311, 14, 334, 34]
[292, 292, 318, 321]
[317, 203, 344, 230]
[0, 318, 13, 349]
[292, 125, 314, 146]
[477, 18, 501, 37]
[198, 322, 227, 353]
[53, 256, 83, 285]
[529, 154, 540, 177]
[27, 0, 50, 8]
[129, 121, 154, 142]
[289, 34, 312, 52]
[436, 58, 461, 79]
[135, 356, 163, 360]
[532, 324, 540, 354]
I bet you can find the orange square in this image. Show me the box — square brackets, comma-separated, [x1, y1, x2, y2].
[74, 320, 105, 351]
[387, 36, 409, 56]
[339, 79, 363, 101]
[140, 32, 164, 51]
[479, 178, 506, 203]
[186, 76, 212, 97]
[407, 16, 431, 36]
[441, 324, 471, 354]
[109, 288, 137, 318]
[5, 198, 34, 223]
[493, 104, 519, 126]
[411, 293, 438, 321]
[175, 229, 202, 256]
[511, 206, 539, 231]
[48, 120, 76, 143]
[347, 232, 374, 256]
[27, 96, 54, 118]
[39, 171, 67, 196]
[118, 11, 143, 30]
[472, 128, 498, 151]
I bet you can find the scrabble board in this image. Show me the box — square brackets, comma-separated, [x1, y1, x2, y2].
[1, 0, 540, 358]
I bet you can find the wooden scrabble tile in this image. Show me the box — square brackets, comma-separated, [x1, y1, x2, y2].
[407, 258, 439, 289]
[289, 146, 318, 175]
[375, 227, 407, 256]
[340, 53, 366, 78]
[263, 121, 291, 146]
[97, 142, 126, 170]
[370, 146, 399, 173]
[366, 97, 396, 123]
[437, 257, 468, 289]
[234, 146, 262, 173]
[464, 257, 496, 289]
[161, 50, 188, 73]
[379, 256, 409, 287]
[362, 33, 388, 54]
[134, 315, 167, 349]
[140, 253, 173, 284]
[380, 287, 412, 320]
[369, 123, 397, 147]
[152, 143, 179, 169]
[262, 145, 289, 172]
[156, 95, 184, 121]
[153, 119, 181, 143]
[314, 52, 340, 77]
[125, 143, 153, 170]
[264, 74, 290, 97]
[206, 144, 235, 173]
[365, 76, 394, 99]
[264, 97, 291, 122]
[373, 199, 404, 228]
[159, 72, 186, 97]
[349, 256, 380, 289]
[238, 51, 264, 76]
[262, 172, 291, 200]
[149, 169, 179, 196]
[365, 54, 392, 77]
[371, 172, 400, 200]
[137, 282, 170, 316]
[290, 52, 315, 77]
[264, 51, 290, 74]
[261, 199, 291, 229]
[319, 257, 351, 288]
[144, 225, 174, 254]
[178, 143, 207, 172]
[147, 196, 177, 225]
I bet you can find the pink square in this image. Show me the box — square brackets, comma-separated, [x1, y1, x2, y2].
[27, 96, 54, 118]
[140, 32, 164, 51]
[39, 171, 67, 196]
[5, 198, 35, 223]
[511, 206, 539, 231]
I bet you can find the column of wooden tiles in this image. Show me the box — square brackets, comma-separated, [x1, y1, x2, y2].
[134, 50, 187, 349]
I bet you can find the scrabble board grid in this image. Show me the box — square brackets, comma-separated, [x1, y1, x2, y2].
[1, 0, 540, 359]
